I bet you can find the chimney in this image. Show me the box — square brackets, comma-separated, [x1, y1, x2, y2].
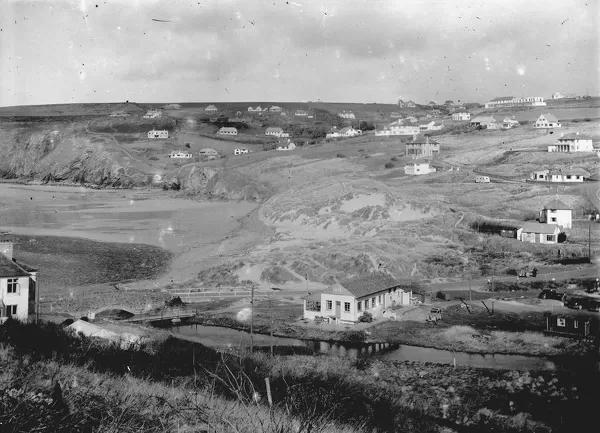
[0, 234, 14, 260]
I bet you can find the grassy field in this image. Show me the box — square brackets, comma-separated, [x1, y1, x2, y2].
[1, 319, 598, 432]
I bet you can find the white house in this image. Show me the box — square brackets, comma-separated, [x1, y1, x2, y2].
[234, 148, 249, 155]
[169, 151, 193, 159]
[484, 96, 546, 108]
[534, 113, 561, 129]
[539, 200, 572, 229]
[143, 109, 161, 119]
[276, 141, 296, 151]
[548, 132, 593, 153]
[404, 162, 436, 175]
[338, 127, 362, 137]
[405, 116, 418, 123]
[294, 109, 308, 117]
[265, 127, 289, 137]
[452, 112, 470, 121]
[531, 168, 588, 183]
[338, 111, 356, 119]
[470, 116, 502, 129]
[303, 273, 412, 324]
[501, 116, 520, 129]
[375, 125, 420, 136]
[204, 105, 218, 113]
[517, 222, 561, 244]
[1, 236, 37, 323]
[217, 127, 238, 136]
[405, 136, 440, 158]
[148, 129, 169, 139]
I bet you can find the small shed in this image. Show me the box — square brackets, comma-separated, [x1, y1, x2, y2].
[545, 314, 590, 338]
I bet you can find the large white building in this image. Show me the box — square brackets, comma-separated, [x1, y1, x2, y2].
[404, 162, 436, 175]
[1, 236, 37, 323]
[484, 96, 546, 109]
[148, 129, 169, 139]
[548, 132, 593, 152]
[451, 112, 470, 121]
[338, 111, 356, 119]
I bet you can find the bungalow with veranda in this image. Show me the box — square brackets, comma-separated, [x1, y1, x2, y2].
[148, 129, 169, 139]
[204, 105, 218, 113]
[539, 199, 572, 229]
[548, 132, 593, 153]
[217, 127, 238, 136]
[517, 222, 561, 244]
[1, 235, 37, 323]
[303, 273, 412, 324]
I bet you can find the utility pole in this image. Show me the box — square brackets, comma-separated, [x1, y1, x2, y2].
[269, 297, 274, 358]
[250, 285, 255, 353]
[35, 271, 40, 325]
[469, 277, 472, 305]
[589, 216, 593, 263]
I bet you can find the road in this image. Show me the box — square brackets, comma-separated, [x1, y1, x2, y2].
[430, 265, 599, 292]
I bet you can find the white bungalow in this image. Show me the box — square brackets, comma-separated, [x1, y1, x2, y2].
[143, 109, 161, 119]
[169, 151, 193, 159]
[265, 127, 289, 137]
[451, 112, 471, 121]
[217, 127, 238, 136]
[517, 223, 561, 244]
[303, 273, 412, 324]
[204, 105, 218, 113]
[276, 141, 296, 151]
[338, 111, 356, 119]
[404, 162, 436, 175]
[234, 148, 249, 155]
[148, 129, 169, 139]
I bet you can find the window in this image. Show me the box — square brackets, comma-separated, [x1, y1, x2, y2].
[546, 235, 554, 241]
[326, 300, 333, 311]
[7, 279, 18, 294]
[6, 305, 17, 316]
[357, 301, 362, 312]
[378, 295, 382, 304]
[344, 302, 351, 312]
[364, 299, 369, 309]
[306, 301, 321, 312]
[566, 175, 571, 180]
[551, 217, 557, 222]
[574, 320, 579, 329]
[372, 297, 376, 307]
[557, 318, 566, 327]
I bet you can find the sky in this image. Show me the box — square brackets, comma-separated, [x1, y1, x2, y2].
[1, 0, 598, 106]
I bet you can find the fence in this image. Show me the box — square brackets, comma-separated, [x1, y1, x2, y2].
[168, 287, 274, 303]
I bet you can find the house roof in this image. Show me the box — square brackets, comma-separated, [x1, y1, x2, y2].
[339, 272, 404, 298]
[543, 200, 570, 210]
[411, 135, 438, 145]
[538, 113, 558, 123]
[339, 127, 354, 133]
[219, 127, 237, 131]
[557, 133, 593, 141]
[520, 222, 560, 234]
[266, 127, 283, 132]
[0, 254, 31, 278]
[489, 96, 514, 102]
[549, 167, 590, 177]
[470, 116, 500, 123]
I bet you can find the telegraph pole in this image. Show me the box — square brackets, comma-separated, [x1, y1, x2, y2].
[269, 297, 274, 358]
[250, 285, 255, 353]
[35, 271, 40, 325]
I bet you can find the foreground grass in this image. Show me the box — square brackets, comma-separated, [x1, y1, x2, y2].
[2, 320, 599, 433]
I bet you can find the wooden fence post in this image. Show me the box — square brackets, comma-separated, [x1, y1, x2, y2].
[265, 377, 273, 406]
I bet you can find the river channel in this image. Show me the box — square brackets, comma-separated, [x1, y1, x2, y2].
[169, 324, 575, 371]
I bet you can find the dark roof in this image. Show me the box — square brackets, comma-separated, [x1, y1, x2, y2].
[558, 133, 593, 141]
[538, 113, 558, 123]
[489, 96, 514, 102]
[411, 135, 439, 145]
[0, 254, 31, 278]
[339, 272, 404, 298]
[520, 222, 560, 234]
[544, 200, 570, 210]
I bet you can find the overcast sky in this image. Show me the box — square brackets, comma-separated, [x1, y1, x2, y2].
[1, 0, 598, 106]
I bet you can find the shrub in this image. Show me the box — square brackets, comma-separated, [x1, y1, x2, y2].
[358, 312, 373, 323]
[384, 162, 395, 169]
[436, 291, 452, 301]
[336, 153, 346, 158]
[390, 156, 398, 161]
[165, 296, 184, 307]
[148, 156, 159, 161]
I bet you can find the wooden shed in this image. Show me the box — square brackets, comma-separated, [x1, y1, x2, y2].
[545, 314, 590, 338]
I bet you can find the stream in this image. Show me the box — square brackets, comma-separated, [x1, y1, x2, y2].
[168, 324, 584, 371]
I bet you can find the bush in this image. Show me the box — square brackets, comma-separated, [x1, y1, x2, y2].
[165, 296, 184, 307]
[358, 312, 373, 323]
[390, 156, 398, 161]
[384, 162, 395, 169]
[148, 156, 159, 161]
[336, 153, 346, 158]
[436, 291, 451, 301]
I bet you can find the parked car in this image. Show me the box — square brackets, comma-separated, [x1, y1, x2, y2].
[539, 289, 566, 301]
[564, 296, 587, 310]
[584, 298, 600, 312]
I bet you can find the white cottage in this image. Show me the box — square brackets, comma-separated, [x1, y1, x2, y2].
[303, 273, 412, 324]
[539, 200, 572, 229]
[517, 222, 561, 244]
[534, 113, 561, 128]
[1, 236, 37, 323]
